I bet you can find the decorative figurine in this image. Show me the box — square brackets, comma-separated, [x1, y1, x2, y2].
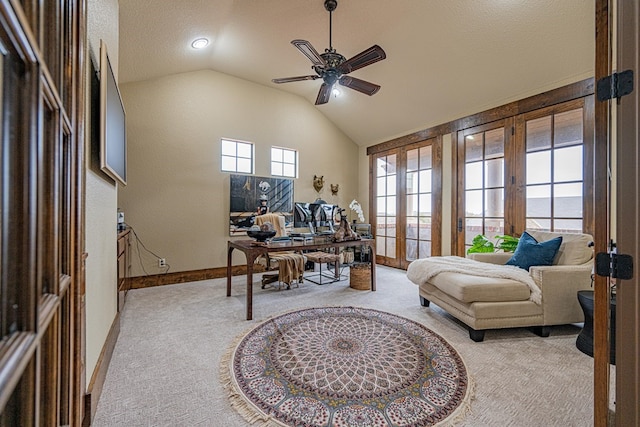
[330, 183, 339, 196]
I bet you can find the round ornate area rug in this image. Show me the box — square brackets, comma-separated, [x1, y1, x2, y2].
[222, 306, 472, 427]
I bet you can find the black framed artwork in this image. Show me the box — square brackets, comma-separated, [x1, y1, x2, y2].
[229, 174, 294, 236]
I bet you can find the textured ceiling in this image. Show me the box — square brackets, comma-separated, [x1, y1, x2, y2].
[118, 0, 594, 146]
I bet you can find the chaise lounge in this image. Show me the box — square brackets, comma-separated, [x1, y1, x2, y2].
[407, 230, 594, 341]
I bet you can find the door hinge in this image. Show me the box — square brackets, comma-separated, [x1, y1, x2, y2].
[595, 252, 634, 280]
[597, 70, 634, 101]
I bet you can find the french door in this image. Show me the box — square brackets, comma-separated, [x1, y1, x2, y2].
[371, 138, 442, 269]
[0, 0, 85, 424]
[454, 97, 593, 255]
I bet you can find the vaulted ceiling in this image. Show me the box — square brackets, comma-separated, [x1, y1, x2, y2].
[118, 0, 594, 146]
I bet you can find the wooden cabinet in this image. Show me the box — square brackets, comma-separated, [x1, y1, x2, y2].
[117, 228, 131, 311]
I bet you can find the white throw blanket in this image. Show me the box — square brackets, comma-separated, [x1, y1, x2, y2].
[406, 256, 541, 304]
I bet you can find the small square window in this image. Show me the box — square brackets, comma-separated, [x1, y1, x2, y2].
[221, 138, 254, 174]
[271, 146, 297, 178]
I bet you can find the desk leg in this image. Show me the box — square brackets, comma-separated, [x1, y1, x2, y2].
[227, 246, 234, 297]
[246, 256, 254, 320]
[370, 243, 376, 291]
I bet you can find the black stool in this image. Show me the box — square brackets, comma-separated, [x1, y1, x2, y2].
[576, 290, 616, 364]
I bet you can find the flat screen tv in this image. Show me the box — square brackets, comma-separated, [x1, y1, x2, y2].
[100, 40, 127, 186]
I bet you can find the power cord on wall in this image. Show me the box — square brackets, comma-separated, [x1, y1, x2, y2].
[125, 224, 171, 275]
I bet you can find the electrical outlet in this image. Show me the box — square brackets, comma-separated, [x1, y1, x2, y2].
[158, 258, 166, 268]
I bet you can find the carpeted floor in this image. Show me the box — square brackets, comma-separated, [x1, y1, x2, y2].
[93, 265, 611, 426]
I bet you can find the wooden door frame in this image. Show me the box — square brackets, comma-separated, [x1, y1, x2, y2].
[613, 0, 639, 424]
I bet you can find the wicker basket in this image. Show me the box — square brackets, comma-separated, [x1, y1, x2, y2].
[349, 263, 371, 290]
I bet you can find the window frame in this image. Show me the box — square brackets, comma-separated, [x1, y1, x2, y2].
[270, 146, 298, 178]
[220, 138, 254, 174]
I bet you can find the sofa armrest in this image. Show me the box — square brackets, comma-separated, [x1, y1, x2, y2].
[467, 252, 512, 265]
[529, 264, 593, 325]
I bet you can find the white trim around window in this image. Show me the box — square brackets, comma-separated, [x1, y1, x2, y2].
[271, 146, 298, 178]
[221, 138, 254, 174]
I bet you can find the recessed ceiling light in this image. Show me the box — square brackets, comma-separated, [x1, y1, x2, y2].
[191, 38, 209, 49]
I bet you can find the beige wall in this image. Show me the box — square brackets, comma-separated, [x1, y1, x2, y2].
[118, 70, 359, 275]
[85, 0, 119, 388]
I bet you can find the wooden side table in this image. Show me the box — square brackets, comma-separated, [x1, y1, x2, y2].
[576, 290, 616, 364]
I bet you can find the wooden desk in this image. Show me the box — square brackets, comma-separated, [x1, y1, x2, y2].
[227, 238, 376, 320]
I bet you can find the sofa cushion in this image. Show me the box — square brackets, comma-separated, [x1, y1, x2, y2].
[506, 231, 562, 271]
[527, 230, 593, 265]
[429, 272, 531, 303]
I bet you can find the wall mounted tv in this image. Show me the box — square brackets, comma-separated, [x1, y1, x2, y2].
[100, 40, 127, 186]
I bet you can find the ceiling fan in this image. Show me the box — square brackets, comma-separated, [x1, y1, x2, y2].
[272, 0, 386, 105]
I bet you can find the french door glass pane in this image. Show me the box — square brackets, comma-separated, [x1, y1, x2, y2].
[465, 218, 482, 245]
[419, 170, 431, 190]
[376, 236, 385, 256]
[386, 238, 396, 258]
[485, 218, 504, 237]
[465, 190, 483, 215]
[465, 135, 483, 161]
[406, 239, 417, 261]
[465, 162, 483, 189]
[554, 183, 583, 217]
[527, 185, 551, 217]
[377, 177, 386, 196]
[419, 241, 431, 259]
[420, 147, 432, 168]
[406, 195, 418, 216]
[407, 149, 418, 171]
[386, 216, 396, 235]
[485, 159, 504, 187]
[527, 151, 551, 184]
[386, 175, 397, 195]
[554, 146, 583, 182]
[406, 218, 418, 239]
[406, 172, 418, 194]
[386, 196, 397, 216]
[419, 194, 431, 215]
[485, 189, 504, 217]
[525, 108, 584, 232]
[485, 128, 505, 158]
[526, 116, 552, 151]
[419, 218, 432, 240]
[554, 109, 583, 148]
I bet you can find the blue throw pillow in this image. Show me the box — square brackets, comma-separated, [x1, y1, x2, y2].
[505, 232, 563, 271]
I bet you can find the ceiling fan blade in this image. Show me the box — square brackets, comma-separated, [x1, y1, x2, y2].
[339, 76, 381, 96]
[315, 83, 332, 105]
[338, 45, 386, 74]
[272, 75, 320, 84]
[291, 40, 327, 67]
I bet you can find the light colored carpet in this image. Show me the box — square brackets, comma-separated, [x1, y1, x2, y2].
[93, 265, 609, 426]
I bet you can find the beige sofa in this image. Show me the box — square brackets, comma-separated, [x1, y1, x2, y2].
[408, 230, 594, 341]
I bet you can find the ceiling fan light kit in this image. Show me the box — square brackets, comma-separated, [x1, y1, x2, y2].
[272, 0, 386, 105]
